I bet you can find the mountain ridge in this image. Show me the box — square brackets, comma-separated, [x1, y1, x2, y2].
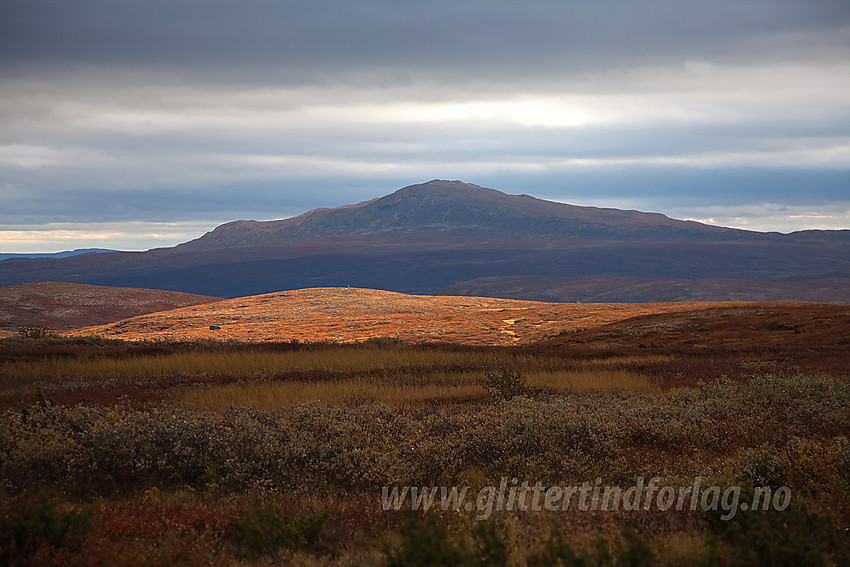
[177, 180, 768, 251]
[0, 248, 118, 262]
[0, 180, 848, 301]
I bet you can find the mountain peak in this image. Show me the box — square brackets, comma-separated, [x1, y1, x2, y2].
[380, 180, 507, 204]
[178, 180, 748, 251]
[398, 179, 485, 192]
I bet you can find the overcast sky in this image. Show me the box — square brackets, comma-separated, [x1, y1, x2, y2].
[1, 0, 848, 252]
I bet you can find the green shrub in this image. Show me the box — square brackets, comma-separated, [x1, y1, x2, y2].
[704, 493, 844, 567]
[231, 497, 328, 564]
[529, 527, 655, 567]
[728, 445, 788, 487]
[0, 374, 848, 497]
[0, 491, 91, 565]
[387, 514, 508, 567]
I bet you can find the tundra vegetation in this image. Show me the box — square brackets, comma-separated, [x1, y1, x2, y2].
[0, 334, 848, 565]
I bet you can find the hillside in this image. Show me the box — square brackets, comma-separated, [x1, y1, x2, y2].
[70, 286, 738, 345]
[538, 301, 850, 378]
[0, 282, 221, 332]
[1, 180, 848, 301]
[442, 275, 850, 303]
[66, 288, 850, 380]
[544, 301, 850, 351]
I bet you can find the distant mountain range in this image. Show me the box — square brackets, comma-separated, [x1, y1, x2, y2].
[1, 180, 848, 302]
[0, 248, 117, 262]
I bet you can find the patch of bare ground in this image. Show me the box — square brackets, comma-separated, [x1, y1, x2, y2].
[68, 287, 740, 346]
[0, 282, 222, 331]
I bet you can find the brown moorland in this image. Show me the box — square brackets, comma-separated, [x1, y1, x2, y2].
[545, 301, 850, 351]
[537, 300, 850, 379]
[69, 286, 742, 345]
[3, 292, 850, 564]
[0, 281, 221, 333]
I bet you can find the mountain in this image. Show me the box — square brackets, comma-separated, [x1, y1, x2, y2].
[0, 248, 117, 262]
[178, 180, 755, 250]
[0, 282, 221, 332]
[0, 180, 848, 302]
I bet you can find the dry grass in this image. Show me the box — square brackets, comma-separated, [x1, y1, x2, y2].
[2, 342, 640, 385]
[570, 354, 672, 367]
[0, 338, 670, 409]
[177, 379, 488, 410]
[175, 367, 660, 411]
[524, 369, 660, 394]
[0, 345, 483, 385]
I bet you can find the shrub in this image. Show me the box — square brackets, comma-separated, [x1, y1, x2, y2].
[386, 514, 508, 567]
[0, 491, 91, 566]
[728, 445, 788, 487]
[704, 495, 844, 567]
[528, 527, 655, 567]
[483, 366, 525, 401]
[231, 497, 328, 564]
[17, 326, 54, 339]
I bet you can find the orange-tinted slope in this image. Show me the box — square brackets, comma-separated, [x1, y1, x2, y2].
[70, 287, 740, 346]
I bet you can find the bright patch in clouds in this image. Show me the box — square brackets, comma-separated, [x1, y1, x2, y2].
[0, 0, 848, 251]
[0, 221, 227, 253]
[678, 202, 850, 233]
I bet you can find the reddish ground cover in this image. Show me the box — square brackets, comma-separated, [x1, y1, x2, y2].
[70, 286, 740, 345]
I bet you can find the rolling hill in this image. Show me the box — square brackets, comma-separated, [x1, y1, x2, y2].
[1, 180, 849, 302]
[69, 286, 730, 345]
[0, 282, 221, 332]
[66, 286, 850, 379]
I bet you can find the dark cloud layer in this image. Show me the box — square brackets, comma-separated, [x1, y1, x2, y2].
[3, 1, 847, 80]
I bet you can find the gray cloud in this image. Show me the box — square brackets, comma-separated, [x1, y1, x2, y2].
[0, 1, 848, 250]
[3, 1, 848, 81]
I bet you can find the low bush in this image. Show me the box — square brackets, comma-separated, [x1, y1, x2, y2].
[231, 497, 328, 564]
[529, 527, 655, 567]
[704, 495, 848, 567]
[1, 375, 848, 494]
[387, 514, 507, 567]
[483, 365, 526, 401]
[0, 490, 91, 566]
[16, 326, 54, 339]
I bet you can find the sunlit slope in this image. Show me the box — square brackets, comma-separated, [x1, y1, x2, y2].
[70, 287, 736, 345]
